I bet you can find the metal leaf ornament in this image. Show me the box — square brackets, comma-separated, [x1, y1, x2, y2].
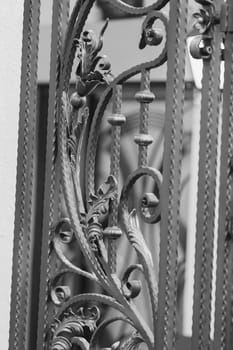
[50, 306, 100, 350]
[75, 19, 113, 97]
[128, 209, 154, 268]
[86, 175, 118, 224]
[190, 0, 219, 35]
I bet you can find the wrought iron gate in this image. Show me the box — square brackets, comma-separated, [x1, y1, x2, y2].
[8, 0, 233, 349]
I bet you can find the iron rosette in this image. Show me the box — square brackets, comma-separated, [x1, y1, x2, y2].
[51, 1, 169, 349]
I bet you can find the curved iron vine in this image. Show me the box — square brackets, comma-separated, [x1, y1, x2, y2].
[50, 1, 169, 349]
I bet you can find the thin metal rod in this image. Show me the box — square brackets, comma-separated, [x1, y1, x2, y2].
[214, 13, 233, 350]
[107, 85, 125, 272]
[9, 0, 41, 349]
[36, 1, 69, 349]
[191, 1, 224, 348]
[134, 69, 154, 168]
[156, 1, 188, 349]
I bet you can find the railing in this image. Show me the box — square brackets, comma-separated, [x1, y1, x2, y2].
[8, 1, 233, 349]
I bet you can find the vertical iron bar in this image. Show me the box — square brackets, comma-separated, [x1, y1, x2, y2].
[191, 1, 224, 348]
[8, 0, 41, 349]
[36, 1, 69, 349]
[214, 3, 233, 348]
[107, 85, 125, 272]
[134, 69, 154, 168]
[156, 1, 188, 349]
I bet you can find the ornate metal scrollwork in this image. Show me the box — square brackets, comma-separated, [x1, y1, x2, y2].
[189, 0, 220, 59]
[11, 0, 233, 349]
[74, 19, 113, 96]
[50, 306, 100, 350]
[139, 11, 164, 50]
[49, 1, 169, 349]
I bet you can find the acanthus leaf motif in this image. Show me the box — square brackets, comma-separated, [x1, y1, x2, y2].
[128, 209, 154, 269]
[75, 19, 113, 97]
[85, 176, 117, 257]
[50, 306, 100, 350]
[86, 175, 118, 224]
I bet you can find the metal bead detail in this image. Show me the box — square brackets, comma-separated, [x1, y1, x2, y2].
[103, 226, 122, 240]
[70, 92, 86, 109]
[135, 90, 155, 103]
[107, 114, 126, 126]
[134, 134, 154, 146]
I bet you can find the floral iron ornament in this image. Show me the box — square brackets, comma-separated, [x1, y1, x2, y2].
[49, 1, 172, 350]
[61, 19, 114, 218]
[74, 18, 113, 96]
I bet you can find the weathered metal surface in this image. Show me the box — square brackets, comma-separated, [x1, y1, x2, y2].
[190, 1, 224, 350]
[156, 1, 188, 349]
[214, 1, 233, 349]
[36, 1, 70, 349]
[107, 85, 125, 272]
[9, 0, 233, 350]
[9, 1, 41, 349]
[51, 2, 168, 349]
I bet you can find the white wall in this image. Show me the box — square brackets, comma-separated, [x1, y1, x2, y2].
[0, 1, 24, 348]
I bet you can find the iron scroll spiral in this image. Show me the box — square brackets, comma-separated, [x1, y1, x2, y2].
[85, 10, 168, 200]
